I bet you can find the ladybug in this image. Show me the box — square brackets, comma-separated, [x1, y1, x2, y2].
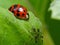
[9, 4, 29, 20]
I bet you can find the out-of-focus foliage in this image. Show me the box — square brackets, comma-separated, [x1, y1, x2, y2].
[49, 0, 60, 20]
[46, 0, 60, 45]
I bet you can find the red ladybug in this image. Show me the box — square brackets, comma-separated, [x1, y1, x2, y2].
[9, 4, 29, 20]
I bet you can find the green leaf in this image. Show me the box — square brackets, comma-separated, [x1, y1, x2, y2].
[0, 6, 42, 45]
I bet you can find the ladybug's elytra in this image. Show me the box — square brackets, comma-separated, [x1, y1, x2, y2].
[9, 4, 29, 20]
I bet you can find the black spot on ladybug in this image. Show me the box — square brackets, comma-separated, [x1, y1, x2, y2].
[22, 13, 24, 16]
[12, 10, 14, 13]
[24, 10, 25, 12]
[14, 5, 17, 9]
[17, 10, 20, 12]
[17, 13, 20, 16]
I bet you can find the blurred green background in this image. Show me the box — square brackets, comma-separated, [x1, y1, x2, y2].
[0, 0, 60, 45]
